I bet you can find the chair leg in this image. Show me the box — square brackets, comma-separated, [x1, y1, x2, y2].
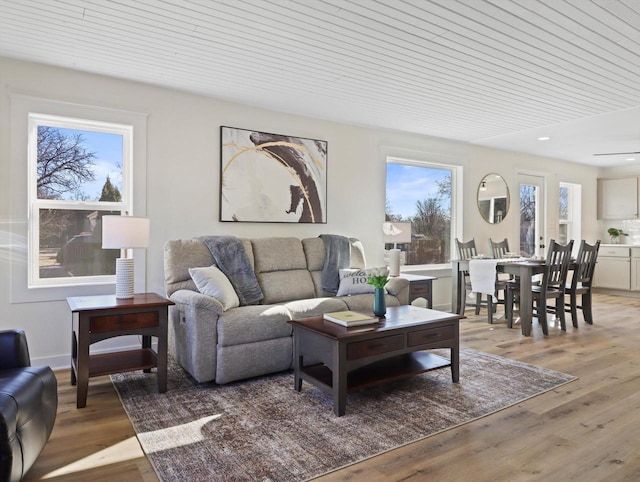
[538, 298, 549, 335]
[475, 293, 481, 315]
[458, 277, 465, 314]
[570, 292, 578, 328]
[505, 289, 513, 328]
[583, 291, 594, 325]
[487, 295, 493, 324]
[555, 297, 566, 331]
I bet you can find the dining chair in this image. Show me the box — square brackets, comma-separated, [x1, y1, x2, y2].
[506, 239, 574, 335]
[456, 238, 485, 316]
[489, 238, 510, 259]
[564, 240, 600, 327]
[456, 238, 505, 323]
[489, 237, 517, 304]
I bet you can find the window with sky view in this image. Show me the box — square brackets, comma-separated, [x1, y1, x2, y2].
[386, 161, 453, 265]
[30, 115, 132, 285]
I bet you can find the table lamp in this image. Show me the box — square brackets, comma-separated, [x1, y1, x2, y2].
[102, 215, 150, 299]
[383, 221, 412, 276]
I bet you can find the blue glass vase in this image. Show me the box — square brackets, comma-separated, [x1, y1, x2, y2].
[373, 287, 386, 317]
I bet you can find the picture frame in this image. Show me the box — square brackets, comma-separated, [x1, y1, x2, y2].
[220, 126, 327, 223]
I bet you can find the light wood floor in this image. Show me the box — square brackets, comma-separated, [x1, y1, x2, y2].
[24, 293, 640, 481]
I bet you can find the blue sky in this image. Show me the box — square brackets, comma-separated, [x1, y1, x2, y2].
[386, 163, 451, 220]
[54, 127, 123, 201]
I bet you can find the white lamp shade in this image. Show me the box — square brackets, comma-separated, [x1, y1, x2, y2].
[383, 222, 412, 244]
[102, 215, 150, 249]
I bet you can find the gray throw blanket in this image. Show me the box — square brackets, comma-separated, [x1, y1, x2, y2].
[319, 234, 351, 294]
[200, 235, 264, 306]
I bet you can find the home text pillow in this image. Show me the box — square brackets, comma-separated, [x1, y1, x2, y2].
[189, 265, 240, 311]
[336, 268, 376, 296]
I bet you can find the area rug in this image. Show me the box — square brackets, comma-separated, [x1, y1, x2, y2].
[111, 348, 575, 482]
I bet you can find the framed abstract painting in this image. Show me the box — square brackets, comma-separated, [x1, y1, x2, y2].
[220, 126, 327, 223]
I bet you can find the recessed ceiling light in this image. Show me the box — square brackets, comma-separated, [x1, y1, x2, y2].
[626, 157, 636, 161]
[537, 136, 551, 141]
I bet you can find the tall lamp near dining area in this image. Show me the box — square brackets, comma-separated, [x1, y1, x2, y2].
[102, 215, 150, 299]
[383, 221, 412, 277]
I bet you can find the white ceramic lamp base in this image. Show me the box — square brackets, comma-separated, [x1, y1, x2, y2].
[389, 248, 401, 277]
[115, 258, 135, 299]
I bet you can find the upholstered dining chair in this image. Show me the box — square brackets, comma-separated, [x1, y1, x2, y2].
[564, 240, 600, 327]
[506, 239, 574, 335]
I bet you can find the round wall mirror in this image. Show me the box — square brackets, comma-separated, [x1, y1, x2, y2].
[477, 173, 509, 224]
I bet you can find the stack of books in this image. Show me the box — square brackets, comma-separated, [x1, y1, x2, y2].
[322, 310, 378, 327]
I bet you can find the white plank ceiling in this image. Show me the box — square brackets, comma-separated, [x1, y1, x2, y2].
[1, 0, 640, 166]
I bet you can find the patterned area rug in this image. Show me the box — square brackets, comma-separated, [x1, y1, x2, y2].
[111, 348, 575, 482]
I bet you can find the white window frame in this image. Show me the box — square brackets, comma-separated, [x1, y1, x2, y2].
[9, 95, 147, 303]
[385, 155, 463, 269]
[28, 113, 133, 288]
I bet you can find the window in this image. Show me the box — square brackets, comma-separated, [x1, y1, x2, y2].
[28, 114, 132, 287]
[559, 182, 582, 249]
[386, 157, 460, 266]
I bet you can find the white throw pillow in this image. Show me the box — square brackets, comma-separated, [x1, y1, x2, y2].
[189, 265, 240, 311]
[336, 268, 376, 296]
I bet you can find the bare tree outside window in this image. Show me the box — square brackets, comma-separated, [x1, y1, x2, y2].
[37, 126, 97, 200]
[386, 162, 452, 265]
[33, 122, 126, 280]
[520, 185, 537, 256]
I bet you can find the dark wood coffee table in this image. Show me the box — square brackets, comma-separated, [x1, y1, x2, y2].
[289, 305, 462, 416]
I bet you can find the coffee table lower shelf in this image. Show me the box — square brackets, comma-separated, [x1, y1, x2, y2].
[301, 351, 450, 393]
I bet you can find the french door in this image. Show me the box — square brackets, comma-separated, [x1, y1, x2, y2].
[518, 173, 546, 258]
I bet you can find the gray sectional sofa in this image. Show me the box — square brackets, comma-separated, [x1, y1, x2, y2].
[164, 236, 409, 384]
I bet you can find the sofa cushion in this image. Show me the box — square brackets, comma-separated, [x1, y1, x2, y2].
[189, 265, 240, 311]
[336, 268, 376, 296]
[283, 297, 348, 320]
[257, 270, 316, 304]
[164, 239, 214, 296]
[217, 304, 292, 346]
[252, 237, 307, 273]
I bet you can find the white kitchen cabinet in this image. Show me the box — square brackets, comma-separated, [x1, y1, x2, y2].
[594, 246, 631, 290]
[632, 248, 640, 291]
[597, 177, 639, 220]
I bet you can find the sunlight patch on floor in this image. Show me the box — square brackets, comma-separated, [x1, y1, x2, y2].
[42, 436, 143, 479]
[137, 414, 223, 453]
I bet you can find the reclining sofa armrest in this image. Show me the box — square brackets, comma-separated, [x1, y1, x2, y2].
[168, 290, 224, 383]
[170, 289, 225, 315]
[0, 330, 30, 369]
[385, 277, 410, 305]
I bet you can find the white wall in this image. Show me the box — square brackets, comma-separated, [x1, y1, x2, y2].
[0, 57, 601, 367]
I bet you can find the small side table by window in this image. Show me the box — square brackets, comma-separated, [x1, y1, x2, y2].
[401, 274, 437, 308]
[66, 293, 174, 408]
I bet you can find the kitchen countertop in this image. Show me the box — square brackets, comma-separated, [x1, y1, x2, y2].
[600, 244, 640, 248]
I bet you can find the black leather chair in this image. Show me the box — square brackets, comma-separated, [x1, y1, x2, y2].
[0, 330, 57, 482]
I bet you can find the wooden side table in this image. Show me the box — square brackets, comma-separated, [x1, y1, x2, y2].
[66, 293, 174, 408]
[401, 274, 437, 308]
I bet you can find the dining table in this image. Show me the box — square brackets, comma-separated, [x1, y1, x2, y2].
[451, 258, 546, 336]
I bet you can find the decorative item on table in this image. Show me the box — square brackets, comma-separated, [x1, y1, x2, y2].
[382, 221, 411, 276]
[102, 214, 150, 299]
[607, 227, 627, 244]
[322, 311, 377, 327]
[367, 266, 389, 317]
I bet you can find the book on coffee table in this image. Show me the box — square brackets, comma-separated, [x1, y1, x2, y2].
[323, 310, 378, 327]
